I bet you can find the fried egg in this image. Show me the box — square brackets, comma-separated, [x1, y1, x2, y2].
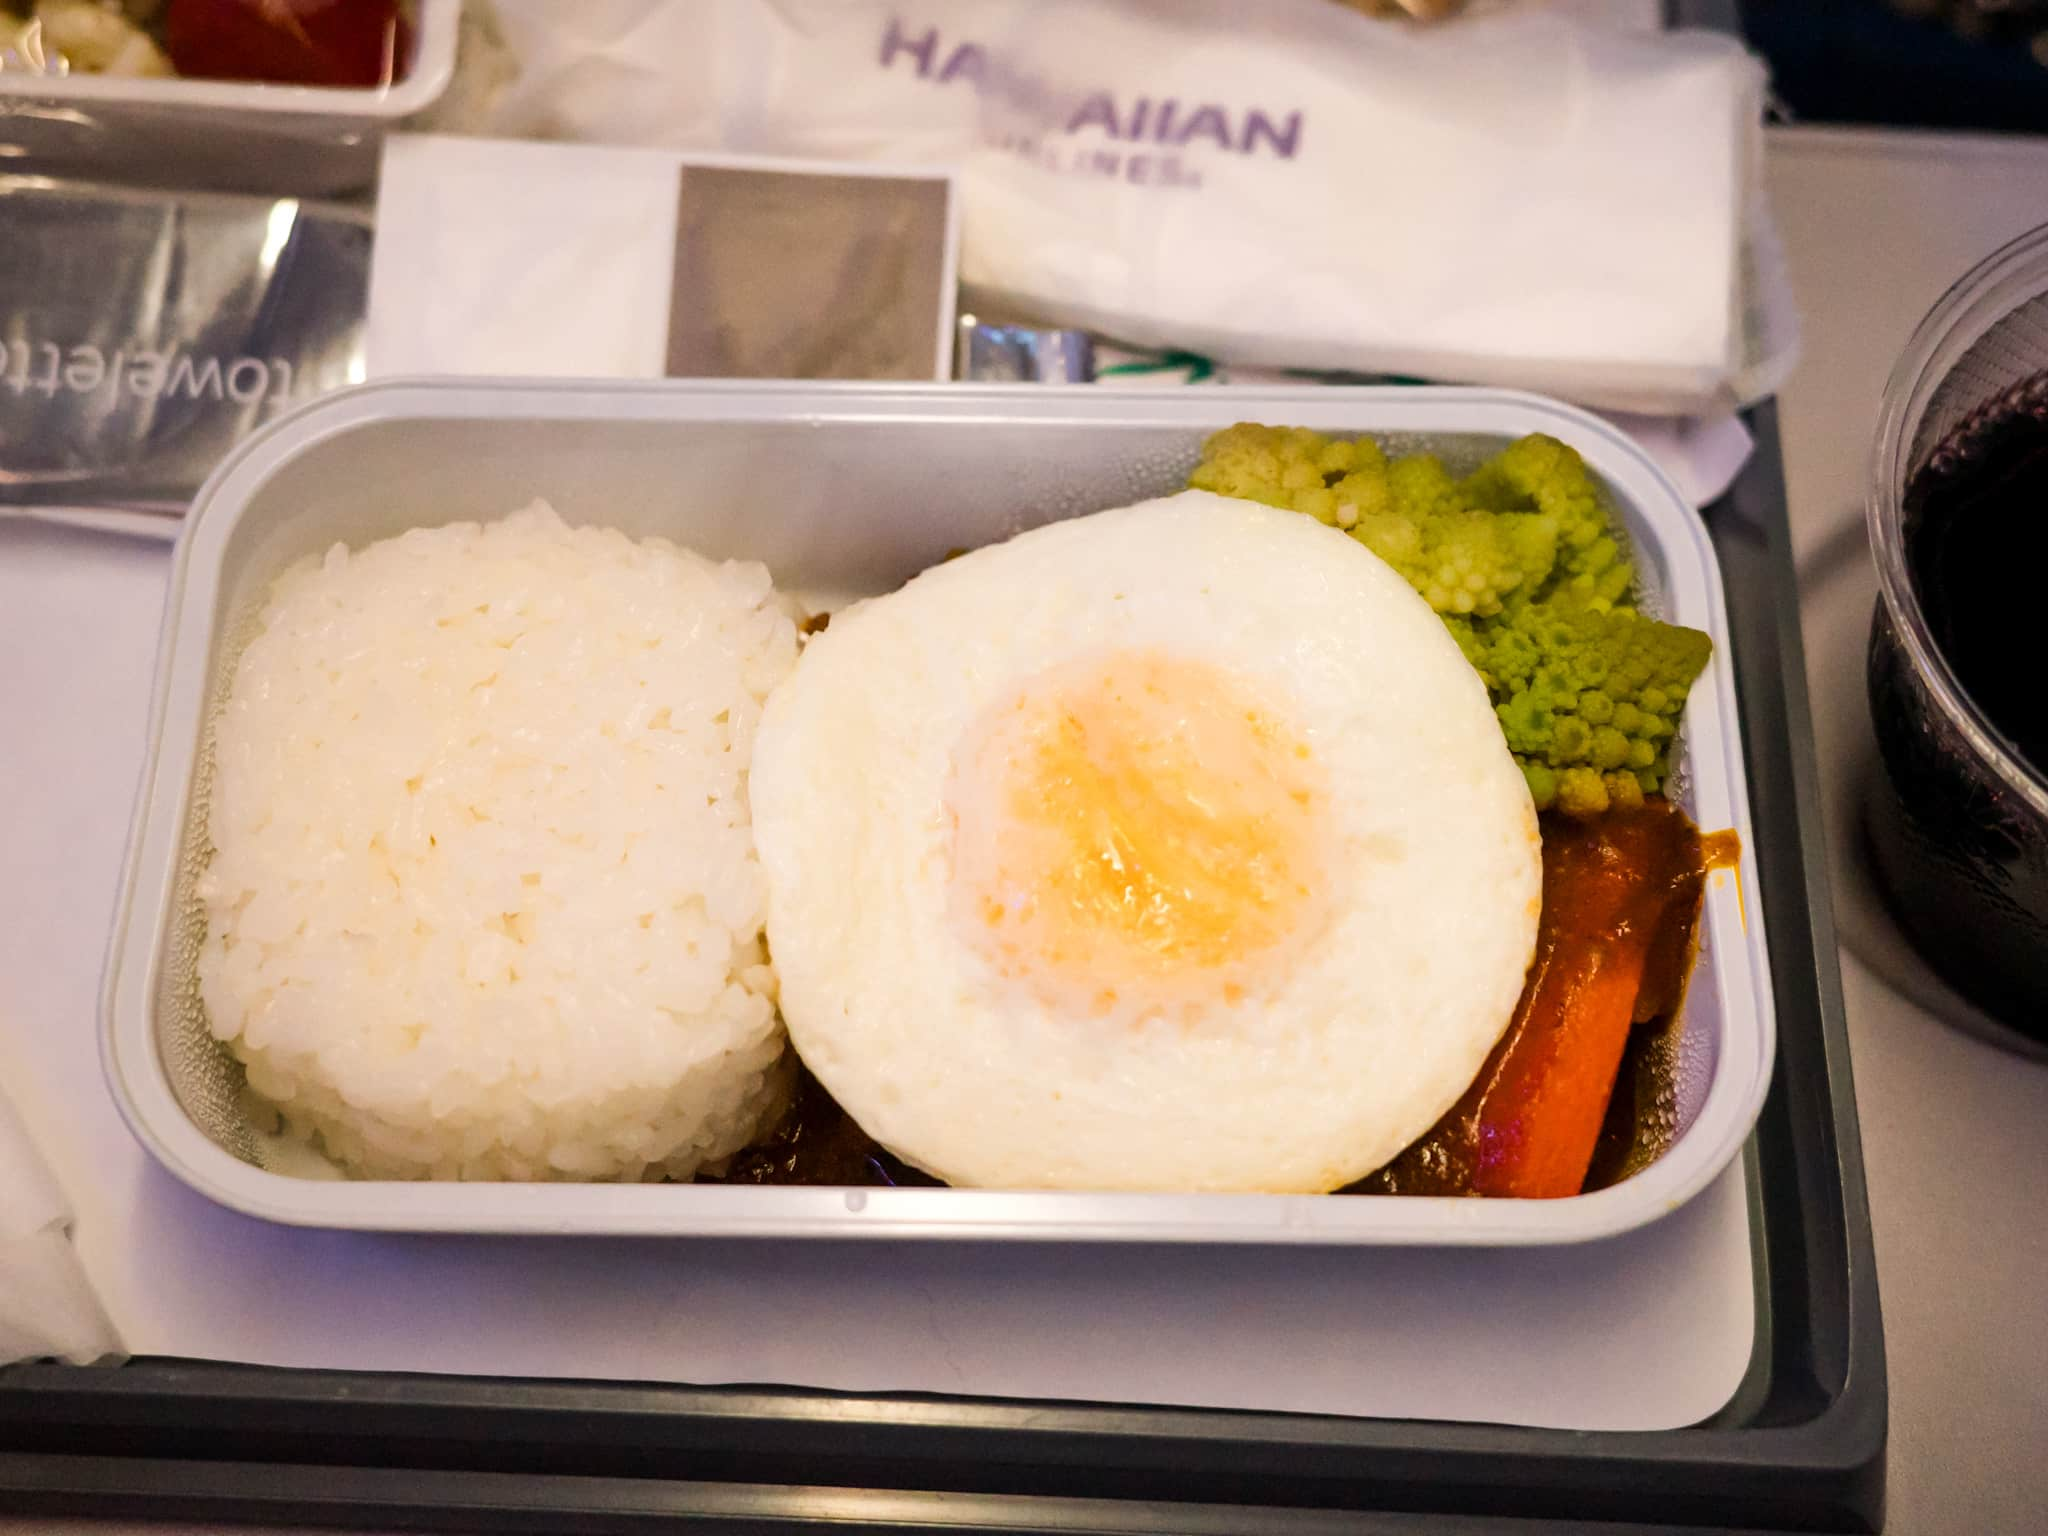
[749, 490, 1541, 1192]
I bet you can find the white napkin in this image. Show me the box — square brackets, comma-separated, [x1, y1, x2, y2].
[1599, 409, 1754, 509]
[0, 1086, 121, 1366]
[368, 135, 687, 380]
[366, 134, 959, 383]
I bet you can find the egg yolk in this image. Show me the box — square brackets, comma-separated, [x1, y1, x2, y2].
[948, 650, 1329, 1021]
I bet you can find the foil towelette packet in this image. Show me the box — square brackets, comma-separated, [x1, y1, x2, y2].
[955, 317, 1095, 384]
[0, 176, 370, 518]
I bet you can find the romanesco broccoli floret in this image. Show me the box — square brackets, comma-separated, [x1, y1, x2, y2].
[1187, 423, 1713, 817]
[1351, 504, 1546, 618]
[1467, 599, 1711, 815]
[1189, 423, 1363, 519]
[1354, 455, 1531, 616]
[1464, 431, 1633, 611]
[1349, 452, 1557, 616]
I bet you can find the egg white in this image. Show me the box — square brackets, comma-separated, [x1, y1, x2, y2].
[749, 490, 1542, 1193]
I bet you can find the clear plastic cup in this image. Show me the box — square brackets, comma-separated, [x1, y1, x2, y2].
[1866, 221, 2048, 1041]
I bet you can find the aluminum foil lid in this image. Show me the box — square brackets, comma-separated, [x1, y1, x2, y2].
[0, 176, 369, 515]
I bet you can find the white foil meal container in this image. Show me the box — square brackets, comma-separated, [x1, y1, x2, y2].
[102, 381, 1775, 1244]
[0, 2, 457, 197]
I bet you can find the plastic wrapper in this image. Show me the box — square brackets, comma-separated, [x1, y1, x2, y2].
[477, 0, 1795, 416]
[0, 0, 461, 194]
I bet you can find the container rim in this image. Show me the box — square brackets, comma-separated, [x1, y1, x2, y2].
[1866, 218, 2048, 825]
[0, 0, 457, 118]
[102, 379, 1772, 1245]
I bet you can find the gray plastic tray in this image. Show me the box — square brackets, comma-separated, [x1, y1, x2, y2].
[0, 402, 1888, 1530]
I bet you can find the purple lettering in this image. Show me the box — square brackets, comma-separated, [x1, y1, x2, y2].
[1241, 108, 1302, 160]
[1065, 91, 1121, 138]
[879, 17, 937, 77]
[1088, 149, 1121, 176]
[1125, 153, 1152, 185]
[1017, 74, 1058, 120]
[1126, 97, 1151, 140]
[937, 42, 985, 87]
[1174, 105, 1233, 152]
[1153, 98, 1180, 143]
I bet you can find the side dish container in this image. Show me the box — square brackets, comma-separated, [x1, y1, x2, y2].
[0, 1, 458, 196]
[101, 380, 1775, 1244]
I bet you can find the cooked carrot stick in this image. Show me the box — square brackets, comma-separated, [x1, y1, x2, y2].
[1467, 804, 1704, 1198]
[1356, 800, 1709, 1199]
[1468, 907, 1655, 1196]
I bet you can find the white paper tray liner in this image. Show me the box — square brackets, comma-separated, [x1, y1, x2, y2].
[3, 475, 1755, 1432]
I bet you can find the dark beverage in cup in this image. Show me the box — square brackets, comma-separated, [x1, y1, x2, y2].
[1866, 227, 2048, 1042]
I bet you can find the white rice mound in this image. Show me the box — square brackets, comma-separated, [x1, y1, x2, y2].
[195, 502, 799, 1182]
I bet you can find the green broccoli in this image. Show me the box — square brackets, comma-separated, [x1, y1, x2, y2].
[1188, 424, 1712, 817]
